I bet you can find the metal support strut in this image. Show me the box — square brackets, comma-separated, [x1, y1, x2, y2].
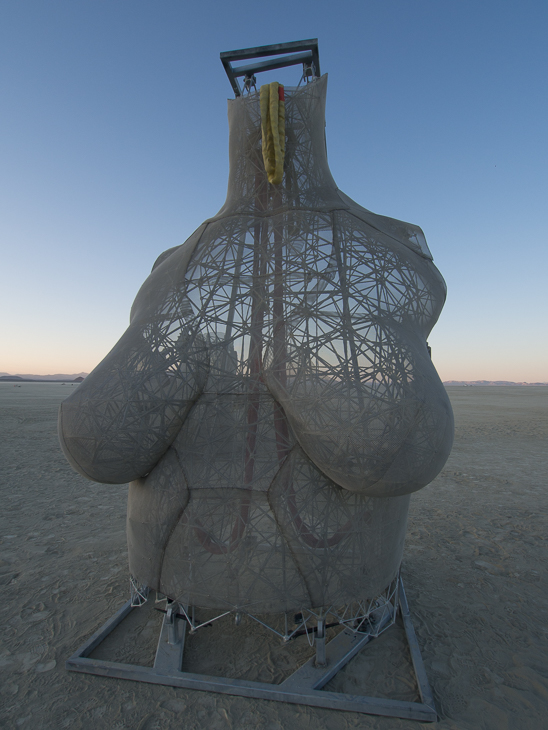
[315, 616, 326, 667]
[66, 576, 437, 723]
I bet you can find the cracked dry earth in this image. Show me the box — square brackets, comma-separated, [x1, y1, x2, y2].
[0, 383, 546, 729]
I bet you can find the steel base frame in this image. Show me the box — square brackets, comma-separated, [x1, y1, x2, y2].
[66, 577, 437, 722]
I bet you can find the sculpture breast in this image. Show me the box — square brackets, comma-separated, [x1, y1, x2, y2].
[59, 76, 453, 613]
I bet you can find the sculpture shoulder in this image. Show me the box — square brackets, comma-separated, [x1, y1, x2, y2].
[129, 223, 209, 323]
[152, 245, 181, 271]
[336, 190, 433, 260]
[151, 222, 209, 272]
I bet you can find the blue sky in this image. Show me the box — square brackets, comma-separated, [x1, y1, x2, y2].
[1, 0, 546, 381]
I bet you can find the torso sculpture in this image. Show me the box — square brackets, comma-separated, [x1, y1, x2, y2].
[59, 76, 453, 614]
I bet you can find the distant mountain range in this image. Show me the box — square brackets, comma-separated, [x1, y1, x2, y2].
[1, 373, 546, 386]
[0, 372, 88, 382]
[443, 380, 548, 386]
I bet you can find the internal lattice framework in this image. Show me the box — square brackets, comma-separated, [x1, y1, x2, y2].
[132, 574, 400, 645]
[59, 76, 453, 614]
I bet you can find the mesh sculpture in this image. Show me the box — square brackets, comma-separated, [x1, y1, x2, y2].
[59, 73, 453, 616]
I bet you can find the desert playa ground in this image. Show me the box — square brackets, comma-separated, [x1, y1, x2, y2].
[0, 383, 546, 729]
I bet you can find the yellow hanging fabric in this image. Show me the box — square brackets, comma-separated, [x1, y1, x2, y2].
[260, 82, 285, 185]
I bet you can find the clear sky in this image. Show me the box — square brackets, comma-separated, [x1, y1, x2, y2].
[1, 0, 546, 381]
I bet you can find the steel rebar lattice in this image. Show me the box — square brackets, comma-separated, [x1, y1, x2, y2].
[59, 76, 453, 614]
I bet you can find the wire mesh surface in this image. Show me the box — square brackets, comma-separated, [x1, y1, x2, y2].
[59, 75, 453, 613]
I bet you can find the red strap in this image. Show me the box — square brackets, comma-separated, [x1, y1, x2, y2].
[278, 85, 285, 101]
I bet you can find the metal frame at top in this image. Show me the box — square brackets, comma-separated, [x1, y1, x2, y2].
[221, 39, 320, 96]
